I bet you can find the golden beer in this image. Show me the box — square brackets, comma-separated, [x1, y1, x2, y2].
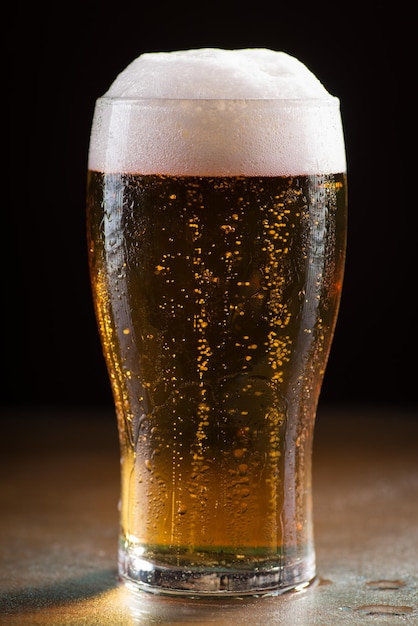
[87, 170, 347, 592]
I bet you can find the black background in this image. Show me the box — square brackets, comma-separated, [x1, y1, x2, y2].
[4, 3, 416, 412]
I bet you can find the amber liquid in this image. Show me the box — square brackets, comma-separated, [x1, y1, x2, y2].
[87, 172, 347, 572]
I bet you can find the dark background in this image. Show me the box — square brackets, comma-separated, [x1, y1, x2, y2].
[4, 3, 416, 412]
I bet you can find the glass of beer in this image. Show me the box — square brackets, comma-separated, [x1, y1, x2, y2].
[87, 49, 347, 596]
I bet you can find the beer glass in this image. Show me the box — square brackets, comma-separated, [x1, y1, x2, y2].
[87, 51, 347, 597]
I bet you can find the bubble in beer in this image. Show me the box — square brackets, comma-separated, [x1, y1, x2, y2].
[89, 48, 346, 176]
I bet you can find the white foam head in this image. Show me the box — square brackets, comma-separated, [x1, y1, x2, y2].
[88, 48, 346, 175]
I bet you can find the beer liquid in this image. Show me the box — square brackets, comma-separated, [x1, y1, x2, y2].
[87, 172, 347, 572]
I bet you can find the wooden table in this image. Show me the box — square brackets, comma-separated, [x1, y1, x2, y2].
[1, 406, 417, 625]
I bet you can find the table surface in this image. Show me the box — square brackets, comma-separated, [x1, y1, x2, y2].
[1, 405, 417, 625]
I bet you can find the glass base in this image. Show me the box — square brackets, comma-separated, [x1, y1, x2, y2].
[118, 545, 316, 597]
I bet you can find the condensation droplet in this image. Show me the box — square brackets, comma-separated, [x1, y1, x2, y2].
[354, 605, 413, 616]
[365, 579, 406, 590]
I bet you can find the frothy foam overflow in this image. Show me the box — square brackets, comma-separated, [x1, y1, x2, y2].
[88, 49, 346, 176]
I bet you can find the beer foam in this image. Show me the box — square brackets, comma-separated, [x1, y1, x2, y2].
[89, 48, 346, 175]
